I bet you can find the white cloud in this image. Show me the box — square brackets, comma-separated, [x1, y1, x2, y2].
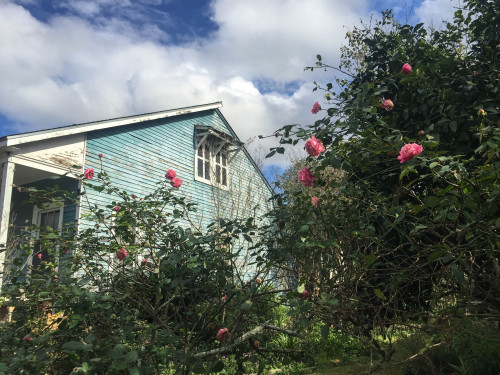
[414, 0, 462, 27]
[63, 1, 101, 17]
[0, 0, 373, 167]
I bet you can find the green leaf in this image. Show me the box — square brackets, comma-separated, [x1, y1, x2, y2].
[211, 360, 225, 373]
[79, 362, 90, 373]
[450, 264, 465, 284]
[428, 249, 445, 263]
[373, 288, 387, 300]
[265, 150, 276, 158]
[287, 309, 298, 316]
[240, 300, 253, 311]
[393, 213, 405, 225]
[297, 284, 305, 293]
[84, 334, 96, 344]
[424, 196, 440, 208]
[63, 341, 92, 351]
[113, 360, 128, 371]
[365, 253, 376, 266]
[192, 362, 206, 374]
[129, 368, 140, 375]
[321, 324, 330, 339]
[124, 351, 138, 363]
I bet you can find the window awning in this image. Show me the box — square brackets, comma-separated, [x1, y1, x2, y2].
[194, 125, 244, 162]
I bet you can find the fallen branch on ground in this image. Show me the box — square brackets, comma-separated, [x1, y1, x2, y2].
[194, 323, 302, 359]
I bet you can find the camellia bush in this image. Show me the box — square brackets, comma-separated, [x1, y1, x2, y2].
[266, 0, 499, 365]
[0, 165, 301, 374]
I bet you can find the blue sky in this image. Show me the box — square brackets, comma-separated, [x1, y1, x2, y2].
[0, 0, 461, 169]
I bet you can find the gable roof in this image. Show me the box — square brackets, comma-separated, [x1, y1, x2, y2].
[0, 101, 273, 192]
[0, 102, 223, 148]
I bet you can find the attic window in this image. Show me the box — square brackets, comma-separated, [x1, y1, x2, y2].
[194, 126, 243, 189]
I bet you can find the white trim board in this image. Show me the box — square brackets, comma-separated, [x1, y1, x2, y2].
[0, 102, 223, 148]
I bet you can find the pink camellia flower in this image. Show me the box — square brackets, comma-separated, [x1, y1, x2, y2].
[170, 177, 182, 188]
[113, 206, 121, 211]
[380, 99, 394, 111]
[311, 102, 321, 114]
[141, 258, 149, 265]
[98, 153, 103, 158]
[116, 247, 128, 260]
[83, 168, 94, 179]
[397, 143, 423, 163]
[304, 136, 325, 157]
[37, 254, 42, 260]
[402, 63, 412, 74]
[311, 196, 320, 208]
[298, 167, 317, 187]
[25, 336, 31, 342]
[217, 328, 231, 342]
[302, 290, 310, 299]
[165, 169, 177, 180]
[40, 301, 49, 311]
[63, 250, 69, 254]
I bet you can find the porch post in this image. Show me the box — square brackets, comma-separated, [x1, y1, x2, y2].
[0, 159, 15, 293]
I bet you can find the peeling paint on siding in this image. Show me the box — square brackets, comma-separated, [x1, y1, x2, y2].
[15, 134, 85, 170]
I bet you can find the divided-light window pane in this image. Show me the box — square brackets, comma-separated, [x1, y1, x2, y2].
[195, 135, 229, 188]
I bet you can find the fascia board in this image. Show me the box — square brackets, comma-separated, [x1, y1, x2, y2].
[0, 102, 223, 148]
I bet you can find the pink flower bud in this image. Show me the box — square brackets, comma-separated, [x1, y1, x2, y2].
[380, 99, 394, 111]
[217, 328, 231, 342]
[165, 169, 177, 180]
[83, 168, 94, 179]
[402, 63, 412, 74]
[113, 206, 121, 211]
[25, 336, 31, 342]
[298, 168, 317, 187]
[37, 254, 42, 260]
[311, 102, 321, 114]
[98, 153, 103, 158]
[116, 247, 128, 260]
[302, 290, 310, 299]
[311, 196, 320, 208]
[170, 177, 182, 188]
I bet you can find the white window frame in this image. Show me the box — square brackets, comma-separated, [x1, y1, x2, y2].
[195, 137, 229, 190]
[30, 201, 64, 267]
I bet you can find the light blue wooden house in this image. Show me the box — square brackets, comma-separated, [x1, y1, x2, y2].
[0, 102, 272, 289]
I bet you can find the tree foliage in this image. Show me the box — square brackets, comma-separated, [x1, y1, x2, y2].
[269, 0, 499, 360]
[0, 170, 291, 374]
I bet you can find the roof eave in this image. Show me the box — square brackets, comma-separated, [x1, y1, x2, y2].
[0, 101, 223, 148]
